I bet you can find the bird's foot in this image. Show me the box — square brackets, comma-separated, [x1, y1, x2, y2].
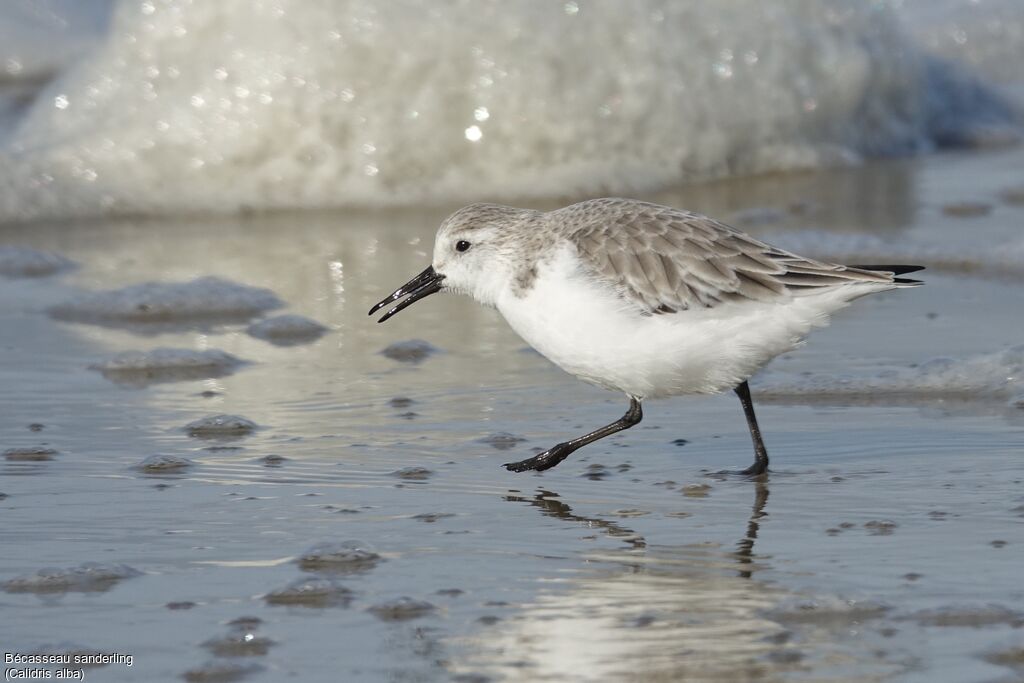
[503, 443, 573, 473]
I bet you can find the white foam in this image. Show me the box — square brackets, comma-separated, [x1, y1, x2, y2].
[0, 1, 1019, 221]
[49, 276, 283, 326]
[757, 346, 1024, 406]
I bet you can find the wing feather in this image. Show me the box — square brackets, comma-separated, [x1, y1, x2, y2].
[682, 256, 736, 288]
[560, 198, 897, 313]
[637, 250, 671, 294]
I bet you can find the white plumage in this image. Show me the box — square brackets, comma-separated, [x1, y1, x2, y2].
[497, 243, 892, 399]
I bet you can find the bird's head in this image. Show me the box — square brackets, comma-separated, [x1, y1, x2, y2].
[369, 203, 540, 321]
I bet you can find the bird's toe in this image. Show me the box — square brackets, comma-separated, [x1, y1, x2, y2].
[502, 458, 536, 472]
[503, 444, 572, 473]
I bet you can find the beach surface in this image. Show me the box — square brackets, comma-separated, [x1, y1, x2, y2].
[2, 143, 1023, 682]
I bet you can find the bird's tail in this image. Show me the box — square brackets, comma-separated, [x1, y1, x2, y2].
[848, 264, 924, 286]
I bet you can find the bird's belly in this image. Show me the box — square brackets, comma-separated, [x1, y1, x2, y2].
[497, 264, 835, 399]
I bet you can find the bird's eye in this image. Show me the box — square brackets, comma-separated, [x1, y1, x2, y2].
[455, 240, 471, 253]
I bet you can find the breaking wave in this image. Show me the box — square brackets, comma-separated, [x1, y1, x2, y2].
[0, 0, 1020, 222]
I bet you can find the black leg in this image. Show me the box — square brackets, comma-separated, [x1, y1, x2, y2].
[734, 381, 769, 475]
[504, 398, 643, 473]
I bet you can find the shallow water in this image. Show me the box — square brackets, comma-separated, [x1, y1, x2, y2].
[2, 145, 1024, 682]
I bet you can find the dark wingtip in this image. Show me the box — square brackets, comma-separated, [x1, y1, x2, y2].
[849, 264, 925, 275]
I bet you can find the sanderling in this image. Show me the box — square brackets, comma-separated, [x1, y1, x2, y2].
[370, 198, 922, 475]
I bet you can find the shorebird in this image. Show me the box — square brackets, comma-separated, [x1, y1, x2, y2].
[370, 198, 922, 475]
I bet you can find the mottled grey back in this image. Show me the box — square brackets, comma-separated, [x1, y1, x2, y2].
[552, 198, 895, 312]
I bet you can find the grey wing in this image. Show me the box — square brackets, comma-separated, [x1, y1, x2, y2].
[569, 200, 894, 313]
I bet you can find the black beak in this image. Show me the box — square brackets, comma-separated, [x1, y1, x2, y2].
[368, 266, 446, 323]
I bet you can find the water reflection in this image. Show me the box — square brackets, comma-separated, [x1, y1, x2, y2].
[503, 488, 646, 549]
[736, 481, 769, 579]
[465, 481, 793, 681]
[507, 480, 771, 578]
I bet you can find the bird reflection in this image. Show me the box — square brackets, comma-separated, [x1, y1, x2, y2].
[735, 480, 769, 579]
[487, 480, 788, 680]
[504, 478, 771, 575]
[502, 489, 646, 549]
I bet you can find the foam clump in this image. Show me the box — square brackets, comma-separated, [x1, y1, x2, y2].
[49, 277, 283, 328]
[297, 541, 381, 574]
[390, 466, 433, 481]
[184, 414, 258, 439]
[135, 454, 194, 474]
[0, 246, 76, 278]
[0, 1, 1018, 222]
[90, 348, 247, 387]
[4, 446, 59, 461]
[381, 339, 439, 363]
[758, 346, 1024, 401]
[202, 633, 274, 658]
[3, 562, 142, 594]
[367, 597, 436, 622]
[263, 577, 353, 608]
[247, 314, 329, 346]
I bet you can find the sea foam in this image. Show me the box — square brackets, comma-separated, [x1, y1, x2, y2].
[90, 348, 247, 387]
[757, 346, 1024, 407]
[48, 276, 283, 327]
[0, 0, 1019, 222]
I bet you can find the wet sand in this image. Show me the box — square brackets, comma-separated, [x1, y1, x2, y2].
[1, 145, 1023, 682]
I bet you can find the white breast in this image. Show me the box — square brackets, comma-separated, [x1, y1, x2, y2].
[496, 245, 880, 399]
